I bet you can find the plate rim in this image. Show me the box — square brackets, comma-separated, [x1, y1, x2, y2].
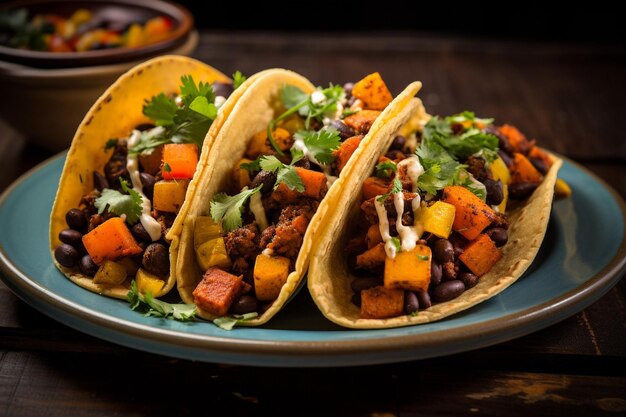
[1, 152, 625, 360]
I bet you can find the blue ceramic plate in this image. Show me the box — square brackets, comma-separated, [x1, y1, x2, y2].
[1, 153, 625, 367]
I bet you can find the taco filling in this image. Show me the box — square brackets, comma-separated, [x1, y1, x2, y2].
[192, 73, 395, 321]
[347, 111, 556, 319]
[52, 75, 236, 294]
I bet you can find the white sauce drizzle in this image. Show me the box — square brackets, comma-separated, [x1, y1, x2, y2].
[126, 129, 162, 241]
[214, 95, 226, 109]
[249, 191, 268, 231]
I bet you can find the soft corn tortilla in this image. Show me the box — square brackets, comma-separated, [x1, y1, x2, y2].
[174, 70, 423, 325]
[49, 55, 248, 299]
[308, 107, 562, 329]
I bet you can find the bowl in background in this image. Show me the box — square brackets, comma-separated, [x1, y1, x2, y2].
[0, 0, 197, 151]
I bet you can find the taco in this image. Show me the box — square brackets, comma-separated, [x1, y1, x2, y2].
[50, 55, 256, 299]
[308, 109, 562, 328]
[173, 69, 424, 327]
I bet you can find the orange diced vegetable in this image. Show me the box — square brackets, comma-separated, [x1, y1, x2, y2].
[343, 110, 382, 133]
[193, 267, 244, 316]
[510, 153, 543, 185]
[153, 179, 189, 213]
[291, 215, 309, 234]
[528, 146, 553, 170]
[139, 145, 164, 176]
[499, 124, 533, 153]
[361, 286, 404, 319]
[162, 144, 198, 180]
[253, 254, 291, 301]
[442, 186, 495, 241]
[82, 217, 142, 264]
[384, 245, 431, 292]
[245, 128, 292, 158]
[351, 72, 393, 111]
[362, 177, 391, 200]
[234, 158, 252, 190]
[366, 224, 383, 248]
[459, 234, 503, 277]
[334, 136, 362, 173]
[275, 167, 327, 201]
[355, 243, 386, 270]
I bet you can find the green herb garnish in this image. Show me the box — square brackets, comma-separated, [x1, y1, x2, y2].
[210, 185, 263, 232]
[376, 178, 403, 202]
[239, 158, 262, 173]
[390, 237, 401, 253]
[375, 161, 397, 179]
[259, 152, 305, 192]
[163, 162, 172, 173]
[232, 71, 247, 90]
[104, 138, 118, 151]
[417, 254, 429, 261]
[293, 129, 341, 164]
[128, 281, 197, 322]
[94, 178, 143, 225]
[213, 312, 258, 330]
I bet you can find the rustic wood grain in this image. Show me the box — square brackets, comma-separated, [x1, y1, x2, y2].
[0, 31, 625, 416]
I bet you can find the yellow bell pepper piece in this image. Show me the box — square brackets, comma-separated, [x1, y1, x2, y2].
[194, 216, 223, 248]
[136, 268, 165, 294]
[420, 201, 456, 239]
[490, 156, 511, 185]
[195, 238, 231, 271]
[254, 254, 291, 301]
[555, 179, 572, 198]
[153, 180, 189, 213]
[384, 245, 431, 292]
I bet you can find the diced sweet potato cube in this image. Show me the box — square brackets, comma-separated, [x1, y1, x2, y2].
[366, 224, 383, 248]
[274, 167, 327, 201]
[459, 234, 503, 277]
[351, 72, 393, 111]
[384, 245, 431, 292]
[153, 179, 189, 213]
[82, 217, 142, 264]
[499, 124, 534, 153]
[343, 110, 382, 133]
[333, 136, 362, 173]
[362, 177, 391, 201]
[245, 128, 292, 158]
[356, 243, 386, 270]
[361, 286, 404, 319]
[253, 253, 291, 301]
[442, 186, 495, 241]
[420, 201, 456, 239]
[510, 153, 543, 185]
[529, 146, 553, 170]
[162, 144, 198, 180]
[193, 267, 244, 316]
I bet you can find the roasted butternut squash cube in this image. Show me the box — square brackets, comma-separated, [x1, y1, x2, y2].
[195, 238, 232, 271]
[162, 144, 198, 180]
[490, 156, 510, 185]
[245, 128, 292, 159]
[361, 286, 404, 319]
[277, 114, 305, 134]
[384, 245, 431, 292]
[343, 110, 381, 133]
[194, 216, 223, 248]
[82, 217, 142, 264]
[153, 179, 189, 213]
[362, 177, 391, 201]
[510, 153, 542, 185]
[253, 253, 291, 301]
[442, 186, 495, 241]
[356, 243, 386, 270]
[366, 224, 383, 248]
[351, 72, 393, 111]
[193, 267, 244, 316]
[420, 201, 456, 239]
[136, 268, 165, 294]
[459, 234, 502, 277]
[234, 158, 252, 190]
[93, 260, 127, 285]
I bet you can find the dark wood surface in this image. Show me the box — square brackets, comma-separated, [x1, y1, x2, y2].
[1, 31, 625, 416]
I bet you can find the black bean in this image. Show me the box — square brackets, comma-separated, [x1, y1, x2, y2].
[351, 292, 362, 307]
[390, 135, 406, 151]
[212, 81, 234, 98]
[485, 227, 508, 247]
[142, 243, 170, 277]
[140, 172, 156, 200]
[250, 170, 277, 195]
[329, 119, 356, 140]
[430, 261, 442, 287]
[93, 171, 109, 192]
[135, 123, 156, 132]
[293, 158, 311, 170]
[509, 182, 538, 200]
[385, 150, 405, 160]
[59, 229, 83, 247]
[485, 178, 504, 206]
[530, 157, 548, 175]
[66, 208, 86, 231]
[79, 255, 99, 276]
[416, 290, 432, 309]
[459, 272, 479, 289]
[54, 244, 79, 268]
[343, 82, 354, 98]
[433, 239, 454, 263]
[404, 291, 419, 315]
[432, 280, 466, 302]
[230, 295, 258, 315]
[131, 222, 153, 243]
[351, 277, 383, 293]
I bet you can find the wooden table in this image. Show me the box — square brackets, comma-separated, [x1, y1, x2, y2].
[1, 31, 625, 416]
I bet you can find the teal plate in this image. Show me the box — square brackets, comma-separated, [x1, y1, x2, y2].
[1, 153, 625, 367]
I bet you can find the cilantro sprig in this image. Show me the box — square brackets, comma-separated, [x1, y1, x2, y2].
[293, 129, 341, 164]
[128, 281, 197, 322]
[259, 151, 305, 192]
[375, 161, 397, 179]
[376, 178, 403, 202]
[267, 84, 345, 155]
[233, 71, 247, 90]
[213, 312, 258, 330]
[210, 185, 263, 232]
[94, 178, 143, 225]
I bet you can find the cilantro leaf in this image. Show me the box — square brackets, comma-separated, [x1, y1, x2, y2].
[417, 254, 429, 261]
[163, 162, 172, 173]
[375, 161, 397, 179]
[128, 127, 170, 156]
[233, 71, 247, 90]
[104, 138, 118, 151]
[376, 178, 403, 202]
[143, 93, 178, 126]
[294, 129, 341, 164]
[259, 155, 305, 192]
[128, 281, 197, 322]
[240, 158, 261, 173]
[281, 85, 309, 109]
[213, 312, 258, 330]
[188, 96, 217, 119]
[390, 237, 401, 253]
[179, 75, 215, 107]
[210, 186, 262, 232]
[94, 178, 143, 225]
